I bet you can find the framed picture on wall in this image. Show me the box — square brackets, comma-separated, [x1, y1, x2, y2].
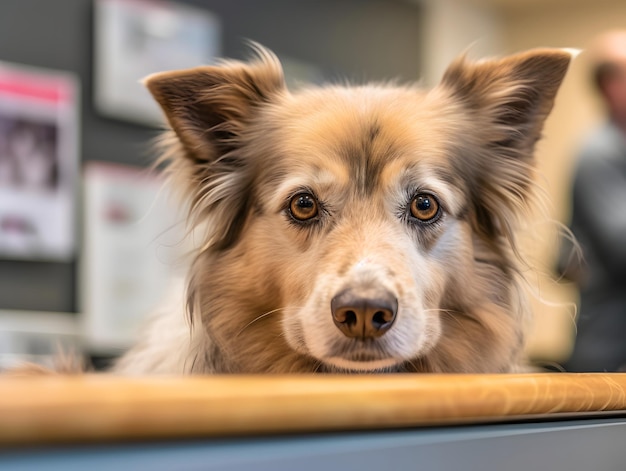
[0, 62, 79, 261]
[93, 0, 221, 126]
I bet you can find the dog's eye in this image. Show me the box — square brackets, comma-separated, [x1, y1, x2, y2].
[410, 194, 439, 222]
[289, 193, 319, 221]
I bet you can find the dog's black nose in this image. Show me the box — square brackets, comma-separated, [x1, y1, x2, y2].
[331, 290, 397, 339]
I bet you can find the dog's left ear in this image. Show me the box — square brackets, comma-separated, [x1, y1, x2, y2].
[440, 49, 574, 239]
[441, 48, 573, 153]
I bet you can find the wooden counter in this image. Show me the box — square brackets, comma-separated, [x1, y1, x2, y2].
[1, 373, 626, 446]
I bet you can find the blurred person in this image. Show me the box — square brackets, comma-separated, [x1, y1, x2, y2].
[563, 31, 626, 371]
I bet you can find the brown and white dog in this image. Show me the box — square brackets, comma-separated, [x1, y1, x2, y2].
[113, 46, 572, 375]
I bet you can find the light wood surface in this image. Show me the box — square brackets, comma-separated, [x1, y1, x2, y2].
[1, 373, 626, 445]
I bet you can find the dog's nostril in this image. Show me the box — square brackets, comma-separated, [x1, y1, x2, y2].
[331, 290, 398, 339]
[333, 309, 357, 325]
[372, 310, 391, 327]
[344, 310, 357, 326]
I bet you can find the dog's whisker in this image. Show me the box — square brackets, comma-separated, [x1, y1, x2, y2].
[312, 360, 325, 374]
[428, 308, 467, 330]
[235, 306, 303, 338]
[423, 308, 463, 315]
[188, 352, 199, 374]
[405, 358, 424, 373]
[234, 308, 285, 338]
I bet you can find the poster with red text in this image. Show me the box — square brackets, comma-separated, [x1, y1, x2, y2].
[0, 62, 79, 260]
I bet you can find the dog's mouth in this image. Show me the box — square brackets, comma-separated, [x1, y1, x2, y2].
[324, 356, 400, 372]
[321, 344, 402, 372]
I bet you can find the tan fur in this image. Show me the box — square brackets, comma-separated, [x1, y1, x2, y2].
[114, 46, 572, 375]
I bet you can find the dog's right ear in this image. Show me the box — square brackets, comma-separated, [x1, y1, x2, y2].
[144, 47, 286, 250]
[144, 47, 286, 163]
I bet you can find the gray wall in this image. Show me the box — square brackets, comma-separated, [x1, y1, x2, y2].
[0, 0, 423, 314]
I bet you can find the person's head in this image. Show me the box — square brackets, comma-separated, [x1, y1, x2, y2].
[590, 31, 626, 126]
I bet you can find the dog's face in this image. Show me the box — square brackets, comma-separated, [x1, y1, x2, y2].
[146, 47, 571, 373]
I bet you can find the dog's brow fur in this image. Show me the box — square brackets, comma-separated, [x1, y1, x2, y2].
[337, 120, 390, 194]
[111, 45, 573, 376]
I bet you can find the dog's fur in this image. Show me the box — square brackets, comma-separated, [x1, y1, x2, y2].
[113, 46, 572, 375]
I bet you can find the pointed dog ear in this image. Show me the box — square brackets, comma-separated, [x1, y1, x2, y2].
[144, 46, 286, 250]
[440, 48, 573, 153]
[439, 48, 574, 240]
[144, 46, 286, 163]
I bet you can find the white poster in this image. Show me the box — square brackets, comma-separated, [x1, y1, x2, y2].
[94, 0, 220, 125]
[0, 62, 79, 261]
[81, 162, 190, 352]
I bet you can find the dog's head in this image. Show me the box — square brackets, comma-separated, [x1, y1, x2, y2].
[146, 46, 572, 373]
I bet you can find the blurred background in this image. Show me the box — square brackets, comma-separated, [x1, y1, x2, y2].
[0, 0, 623, 371]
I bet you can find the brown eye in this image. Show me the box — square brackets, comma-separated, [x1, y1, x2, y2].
[410, 194, 439, 222]
[289, 193, 319, 221]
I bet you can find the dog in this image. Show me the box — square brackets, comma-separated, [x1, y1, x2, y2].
[112, 45, 572, 375]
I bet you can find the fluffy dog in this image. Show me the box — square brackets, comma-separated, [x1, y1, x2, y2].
[114, 46, 572, 375]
